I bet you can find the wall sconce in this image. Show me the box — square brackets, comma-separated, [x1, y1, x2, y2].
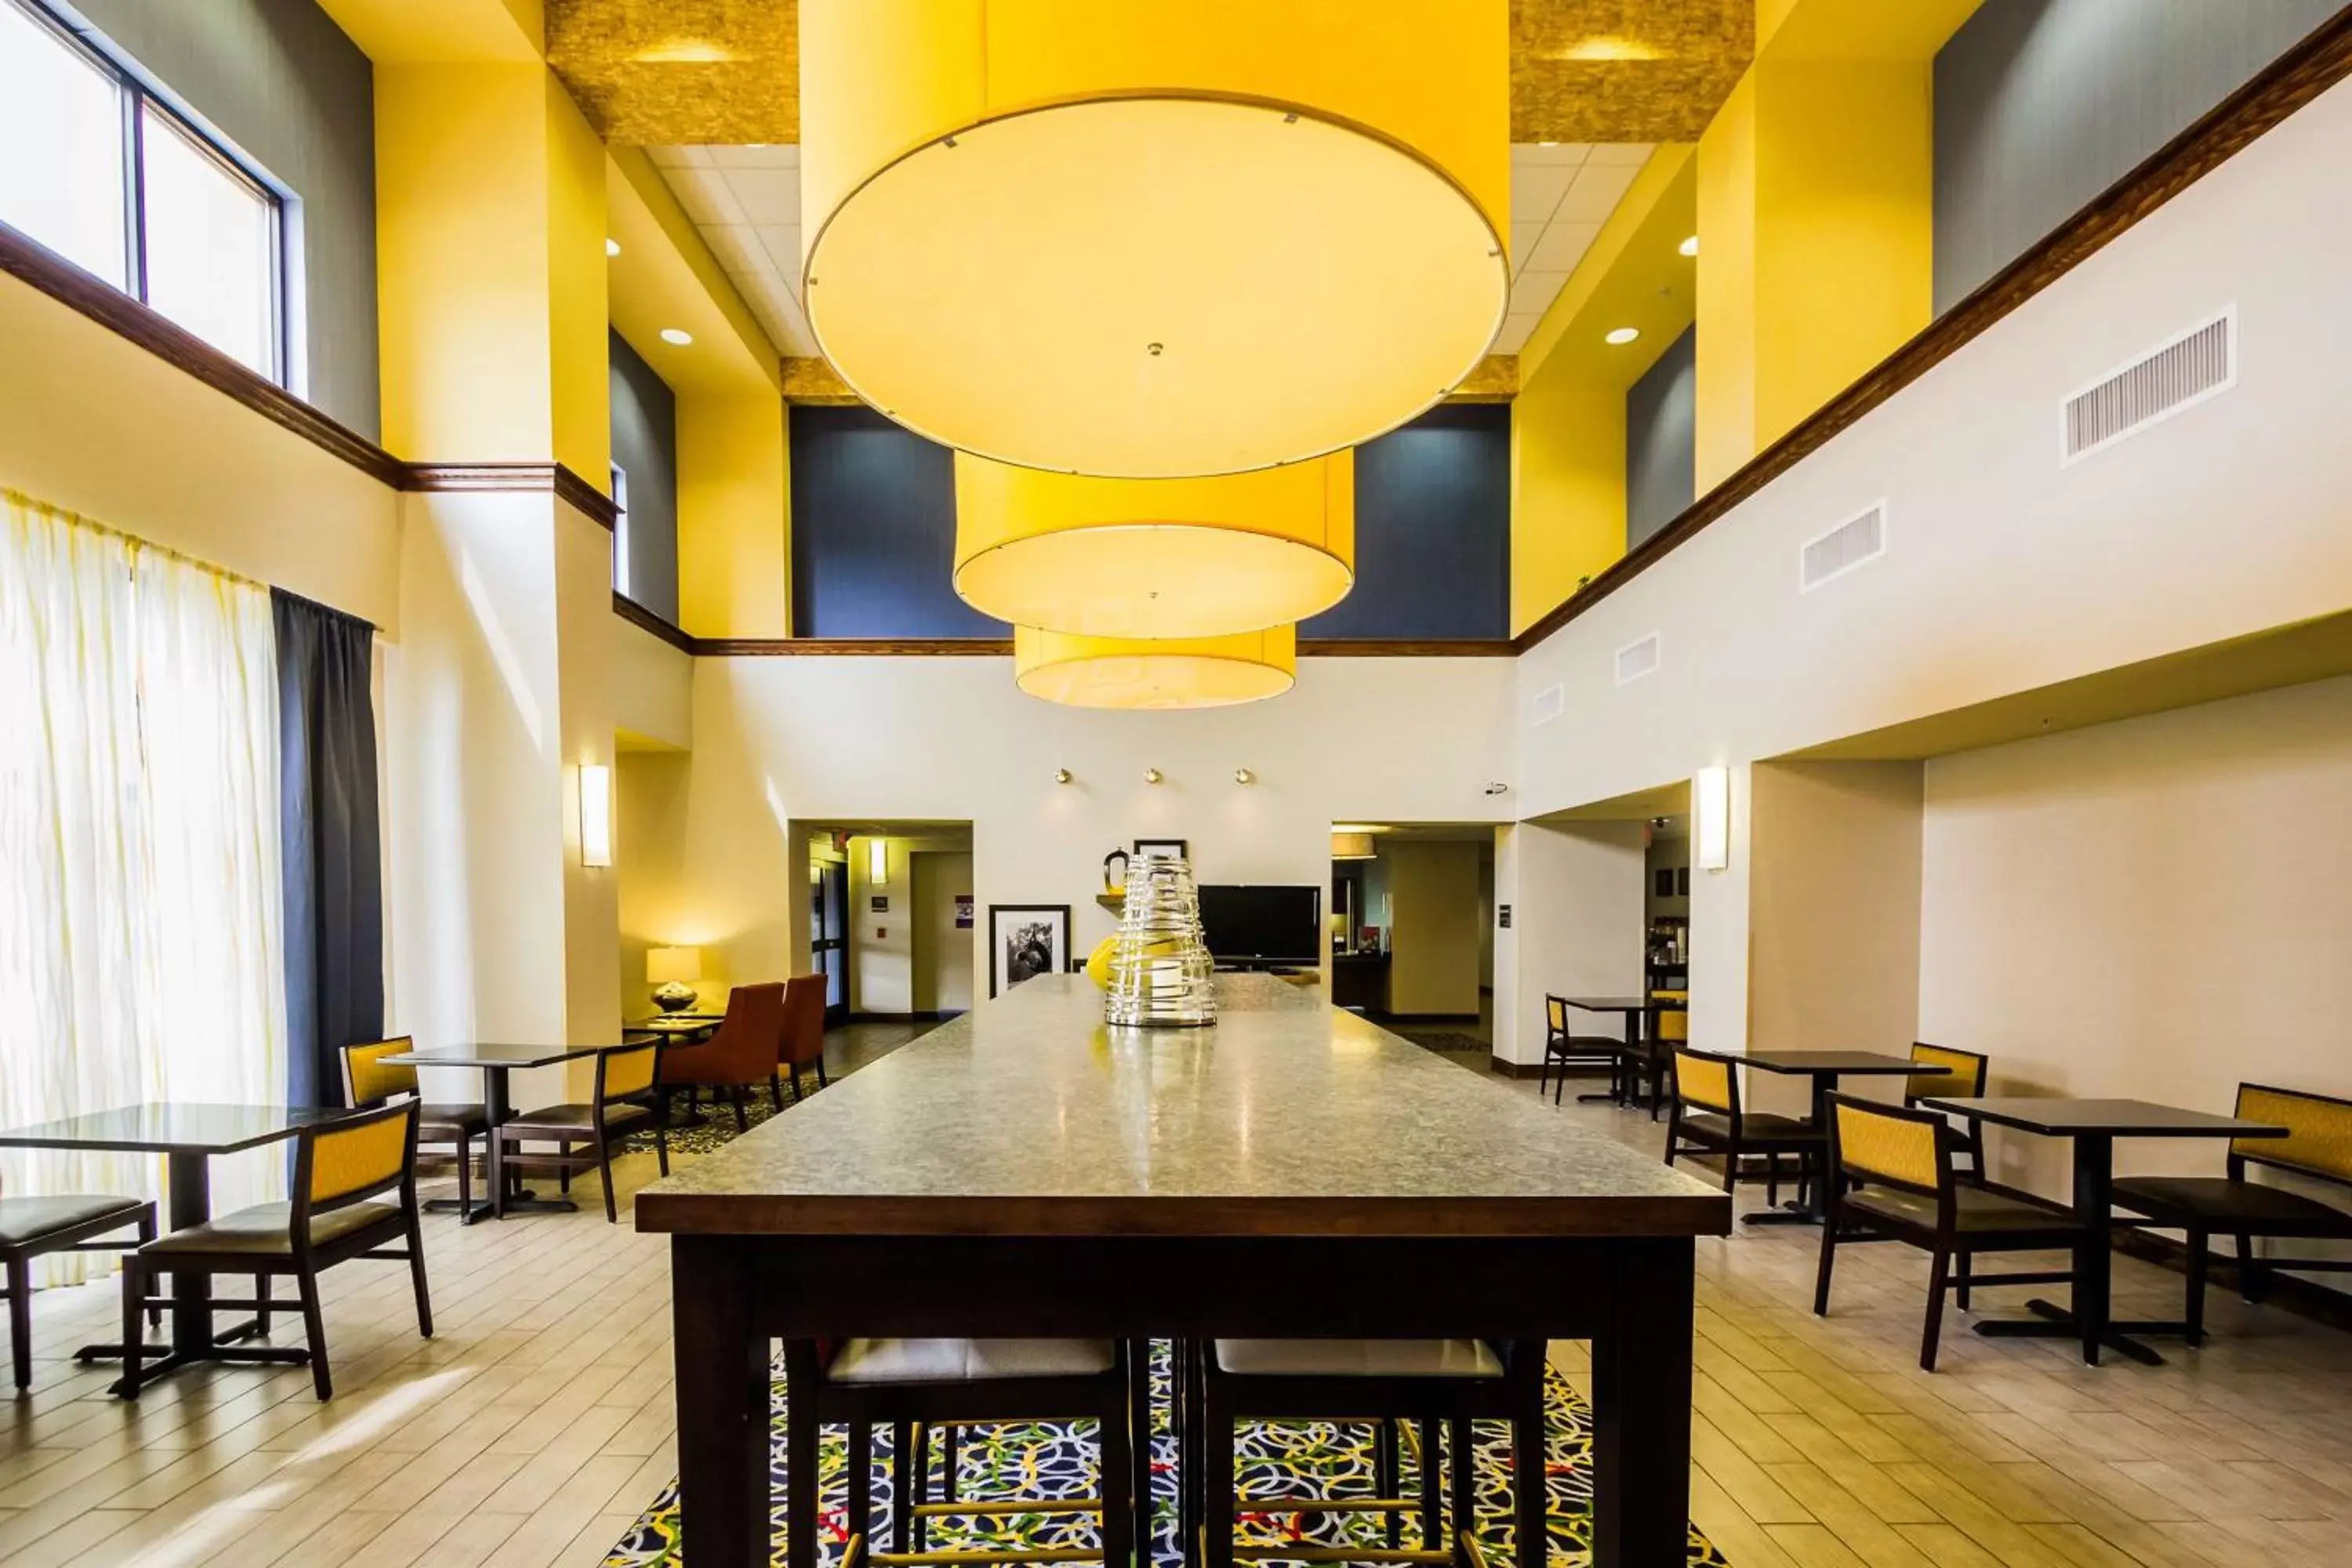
[868, 837, 889, 885]
[1053, 768, 1073, 784]
[579, 764, 612, 868]
[1233, 768, 1254, 785]
[1144, 768, 1163, 785]
[1693, 766, 1730, 871]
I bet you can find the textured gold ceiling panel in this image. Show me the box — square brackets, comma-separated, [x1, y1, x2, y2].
[543, 1, 1747, 148]
[1512, 0, 1752, 143]
[1446, 354, 1520, 403]
[546, 0, 798, 146]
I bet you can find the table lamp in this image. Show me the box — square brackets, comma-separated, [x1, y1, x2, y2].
[647, 946, 703, 1013]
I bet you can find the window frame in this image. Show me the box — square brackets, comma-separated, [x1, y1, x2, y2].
[7, 0, 290, 384]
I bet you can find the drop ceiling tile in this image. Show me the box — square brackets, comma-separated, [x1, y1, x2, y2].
[1585, 143, 1656, 167]
[1526, 220, 1602, 273]
[664, 165, 746, 227]
[1494, 313, 1548, 352]
[1556, 161, 1641, 223]
[1512, 141, 1593, 167]
[753, 224, 802, 276]
[646, 144, 698, 169]
[1510, 223, 1545, 270]
[720, 167, 800, 225]
[1509, 270, 1570, 309]
[1508, 163, 1574, 224]
[706, 143, 798, 170]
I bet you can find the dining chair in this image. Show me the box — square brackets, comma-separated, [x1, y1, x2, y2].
[1536, 995, 1618, 1106]
[1663, 1048, 1822, 1210]
[343, 1036, 490, 1216]
[1902, 1042, 1991, 1178]
[2111, 1082, 2352, 1344]
[120, 1099, 430, 1401]
[1188, 1337, 1545, 1568]
[1636, 992, 1689, 1120]
[496, 1042, 667, 1222]
[657, 982, 786, 1131]
[3, 1178, 155, 1391]
[777, 973, 829, 1107]
[784, 1338, 1141, 1568]
[1813, 1094, 2081, 1371]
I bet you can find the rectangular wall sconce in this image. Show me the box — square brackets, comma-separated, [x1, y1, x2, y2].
[1693, 766, 1730, 871]
[579, 763, 613, 868]
[868, 837, 889, 885]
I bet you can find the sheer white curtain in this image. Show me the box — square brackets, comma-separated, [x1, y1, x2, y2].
[0, 488, 287, 1283]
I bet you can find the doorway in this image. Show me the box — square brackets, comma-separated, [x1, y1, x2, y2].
[811, 858, 849, 1025]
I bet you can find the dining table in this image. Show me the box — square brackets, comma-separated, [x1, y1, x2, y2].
[1919, 1095, 2288, 1365]
[637, 971, 1732, 1568]
[1561, 995, 1652, 1105]
[1739, 1051, 1946, 1225]
[379, 1041, 609, 1221]
[0, 1102, 364, 1392]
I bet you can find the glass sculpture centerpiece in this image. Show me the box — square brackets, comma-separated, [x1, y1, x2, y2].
[1104, 855, 1218, 1027]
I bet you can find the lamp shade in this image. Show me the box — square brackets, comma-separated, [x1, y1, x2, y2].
[646, 946, 702, 985]
[799, 1, 1508, 477]
[1330, 832, 1377, 860]
[1014, 625, 1295, 710]
[956, 453, 1352, 638]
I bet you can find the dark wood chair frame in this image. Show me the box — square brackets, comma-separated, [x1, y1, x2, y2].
[120, 1100, 431, 1401]
[342, 1037, 489, 1219]
[2111, 1081, 2352, 1345]
[1534, 995, 1620, 1107]
[775, 975, 831, 1111]
[1182, 1338, 1541, 1568]
[1628, 999, 1687, 1121]
[783, 1338, 1141, 1568]
[495, 1044, 670, 1222]
[1662, 1049, 1822, 1211]
[1903, 1041, 1991, 1179]
[1813, 1093, 2080, 1371]
[4, 1197, 155, 1391]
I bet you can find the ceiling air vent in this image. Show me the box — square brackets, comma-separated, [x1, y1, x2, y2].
[2061, 308, 2235, 466]
[1531, 683, 1565, 725]
[1800, 501, 1886, 593]
[1615, 633, 1660, 687]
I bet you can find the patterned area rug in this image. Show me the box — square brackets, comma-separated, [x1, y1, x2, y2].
[622, 1089, 790, 1157]
[603, 1345, 1726, 1566]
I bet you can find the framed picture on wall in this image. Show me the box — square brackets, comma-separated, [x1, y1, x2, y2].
[1133, 838, 1189, 862]
[988, 904, 1071, 997]
[1675, 866, 1690, 896]
[1654, 869, 1675, 899]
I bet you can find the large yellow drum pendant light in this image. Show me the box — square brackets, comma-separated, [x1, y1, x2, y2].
[800, 1, 1509, 478]
[954, 452, 1352, 638]
[1016, 626, 1297, 710]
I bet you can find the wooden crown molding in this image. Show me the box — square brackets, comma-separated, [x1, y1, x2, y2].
[406, 462, 620, 529]
[613, 592, 697, 653]
[686, 637, 1517, 657]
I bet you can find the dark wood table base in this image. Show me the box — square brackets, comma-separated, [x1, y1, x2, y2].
[1973, 1299, 2184, 1367]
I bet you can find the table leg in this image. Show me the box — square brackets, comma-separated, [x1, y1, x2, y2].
[1741, 1073, 1832, 1226]
[479, 1066, 579, 1220]
[673, 1236, 770, 1568]
[1577, 1009, 1639, 1104]
[1591, 1238, 1695, 1568]
[1973, 1132, 2168, 1365]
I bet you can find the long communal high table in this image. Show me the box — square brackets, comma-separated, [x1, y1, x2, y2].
[637, 972, 1732, 1568]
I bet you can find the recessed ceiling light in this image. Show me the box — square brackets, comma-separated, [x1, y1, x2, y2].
[1537, 140, 1558, 147]
[1678, 234, 1699, 257]
[605, 238, 620, 257]
[659, 328, 693, 346]
[1604, 326, 1640, 346]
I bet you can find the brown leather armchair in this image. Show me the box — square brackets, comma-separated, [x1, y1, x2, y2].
[775, 974, 828, 1107]
[656, 982, 786, 1131]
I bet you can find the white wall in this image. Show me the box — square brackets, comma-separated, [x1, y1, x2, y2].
[1920, 675, 2352, 1203]
[1493, 820, 1646, 1065]
[913, 850, 975, 1014]
[614, 617, 692, 750]
[848, 836, 912, 1014]
[668, 657, 1516, 1000]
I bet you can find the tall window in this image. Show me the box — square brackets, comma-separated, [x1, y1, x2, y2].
[612, 462, 633, 598]
[0, 0, 286, 380]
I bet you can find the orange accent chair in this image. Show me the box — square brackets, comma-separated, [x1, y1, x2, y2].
[657, 982, 786, 1131]
[777, 974, 829, 1106]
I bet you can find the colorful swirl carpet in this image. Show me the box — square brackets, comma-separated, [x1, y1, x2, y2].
[603, 1345, 1726, 1567]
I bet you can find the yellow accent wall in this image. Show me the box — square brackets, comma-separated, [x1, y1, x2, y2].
[678, 393, 791, 639]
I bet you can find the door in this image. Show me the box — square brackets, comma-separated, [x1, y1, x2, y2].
[811, 858, 849, 1025]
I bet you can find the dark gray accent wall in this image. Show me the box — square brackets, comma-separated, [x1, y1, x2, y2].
[790, 408, 1009, 639]
[1624, 325, 1697, 551]
[608, 331, 678, 622]
[62, 0, 380, 437]
[1301, 405, 1510, 641]
[1933, 0, 2337, 312]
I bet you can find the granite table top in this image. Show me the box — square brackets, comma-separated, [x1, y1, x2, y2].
[635, 972, 1730, 1240]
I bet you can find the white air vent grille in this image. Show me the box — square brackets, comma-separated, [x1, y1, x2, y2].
[2062, 309, 2235, 465]
[1531, 683, 1565, 725]
[1615, 633, 1660, 687]
[1800, 502, 1886, 592]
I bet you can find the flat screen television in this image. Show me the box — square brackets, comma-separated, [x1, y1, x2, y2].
[1197, 884, 1323, 968]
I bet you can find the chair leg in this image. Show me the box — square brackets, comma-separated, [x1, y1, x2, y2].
[731, 1087, 750, 1134]
[816, 1058, 830, 1087]
[457, 1132, 473, 1215]
[1766, 1152, 1781, 1209]
[297, 1266, 333, 1400]
[1419, 1417, 1443, 1551]
[1955, 1250, 1973, 1313]
[943, 1422, 960, 1504]
[1813, 1221, 1839, 1317]
[117, 1259, 145, 1399]
[2236, 1232, 2267, 1302]
[138, 1210, 159, 1330]
[1920, 1247, 1951, 1373]
[600, 1138, 619, 1225]
[405, 1202, 434, 1339]
[771, 1071, 786, 1112]
[655, 1116, 671, 1178]
[9, 1254, 34, 1391]
[1131, 1341, 1154, 1560]
[1377, 1418, 1402, 1549]
[847, 1420, 873, 1557]
[891, 1419, 916, 1554]
[1100, 1366, 1135, 1568]
[786, 1343, 822, 1568]
[255, 1273, 270, 1335]
[1203, 1373, 1234, 1568]
[2187, 1228, 2210, 1346]
[1514, 1367, 1549, 1568]
[1448, 1414, 1475, 1555]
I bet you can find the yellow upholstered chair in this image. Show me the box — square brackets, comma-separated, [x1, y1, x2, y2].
[343, 1037, 489, 1214]
[1664, 1048, 1821, 1211]
[1904, 1041, 1990, 1178]
[495, 1043, 667, 1223]
[122, 1100, 430, 1400]
[2111, 1083, 2352, 1343]
[1814, 1094, 2079, 1371]
[2, 1178, 154, 1391]
[1537, 993, 1621, 1105]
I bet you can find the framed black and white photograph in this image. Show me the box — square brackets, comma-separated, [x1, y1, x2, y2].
[988, 904, 1071, 997]
[1133, 837, 1189, 863]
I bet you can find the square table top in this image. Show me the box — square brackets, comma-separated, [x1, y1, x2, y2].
[1920, 1096, 2289, 1138]
[1561, 996, 1650, 1013]
[636, 973, 1733, 1240]
[0, 1103, 360, 1155]
[380, 1042, 611, 1071]
[626, 1017, 724, 1033]
[1744, 1051, 1940, 1076]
